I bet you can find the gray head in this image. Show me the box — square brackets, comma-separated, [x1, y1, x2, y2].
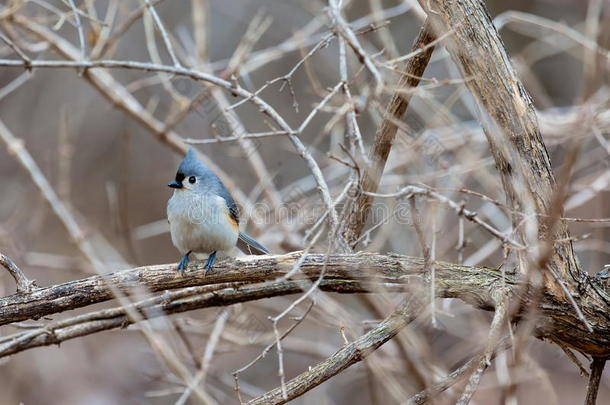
[167, 148, 221, 194]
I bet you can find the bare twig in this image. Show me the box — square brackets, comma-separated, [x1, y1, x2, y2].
[0, 29, 31, 68]
[457, 295, 509, 404]
[232, 301, 314, 403]
[557, 343, 590, 377]
[404, 337, 511, 405]
[366, 185, 525, 249]
[494, 11, 610, 63]
[0, 119, 105, 268]
[176, 308, 231, 404]
[65, 0, 86, 62]
[247, 294, 424, 404]
[327, 0, 383, 97]
[0, 253, 35, 294]
[209, 3, 412, 75]
[141, 0, 181, 67]
[92, 0, 169, 59]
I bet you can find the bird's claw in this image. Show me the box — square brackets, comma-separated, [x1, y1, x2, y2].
[177, 252, 191, 274]
[204, 251, 217, 275]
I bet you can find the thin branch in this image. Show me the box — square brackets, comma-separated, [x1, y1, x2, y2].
[185, 130, 294, 144]
[0, 119, 105, 268]
[297, 81, 343, 133]
[457, 296, 509, 404]
[209, 3, 412, 75]
[557, 343, 590, 377]
[404, 337, 511, 405]
[176, 308, 230, 404]
[0, 29, 31, 68]
[92, 0, 168, 59]
[232, 301, 315, 400]
[338, 36, 367, 161]
[141, 0, 181, 67]
[66, 0, 86, 62]
[366, 185, 525, 249]
[327, 0, 383, 97]
[246, 294, 424, 405]
[342, 19, 436, 244]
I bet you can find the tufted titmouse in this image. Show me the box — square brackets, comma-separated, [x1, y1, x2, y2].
[167, 148, 269, 272]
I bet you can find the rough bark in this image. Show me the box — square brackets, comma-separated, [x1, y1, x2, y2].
[1, 253, 609, 357]
[417, 0, 581, 294]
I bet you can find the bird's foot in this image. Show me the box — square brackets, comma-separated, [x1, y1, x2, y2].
[204, 251, 217, 274]
[177, 251, 192, 274]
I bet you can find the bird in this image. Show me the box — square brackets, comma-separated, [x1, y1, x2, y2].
[167, 148, 269, 273]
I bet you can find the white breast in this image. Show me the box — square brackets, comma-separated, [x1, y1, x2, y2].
[167, 191, 238, 255]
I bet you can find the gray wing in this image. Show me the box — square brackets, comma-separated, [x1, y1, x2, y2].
[211, 177, 268, 254]
[212, 177, 240, 224]
[237, 232, 270, 255]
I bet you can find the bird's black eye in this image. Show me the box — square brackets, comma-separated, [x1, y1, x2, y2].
[188, 176, 196, 184]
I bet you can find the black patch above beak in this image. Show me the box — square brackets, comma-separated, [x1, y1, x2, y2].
[167, 180, 183, 189]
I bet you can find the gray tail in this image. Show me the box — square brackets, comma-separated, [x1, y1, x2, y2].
[237, 232, 270, 255]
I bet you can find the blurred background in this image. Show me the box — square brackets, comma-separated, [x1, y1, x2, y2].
[0, 0, 609, 404]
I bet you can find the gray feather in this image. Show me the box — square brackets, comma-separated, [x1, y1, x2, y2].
[237, 232, 270, 255]
[177, 148, 239, 223]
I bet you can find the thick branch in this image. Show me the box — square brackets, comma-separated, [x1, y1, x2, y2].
[0, 280, 369, 358]
[1, 253, 609, 356]
[417, 0, 581, 287]
[0, 252, 501, 326]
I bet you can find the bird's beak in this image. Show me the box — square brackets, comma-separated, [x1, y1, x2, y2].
[167, 181, 183, 189]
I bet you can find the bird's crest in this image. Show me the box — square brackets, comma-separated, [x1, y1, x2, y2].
[177, 147, 211, 177]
